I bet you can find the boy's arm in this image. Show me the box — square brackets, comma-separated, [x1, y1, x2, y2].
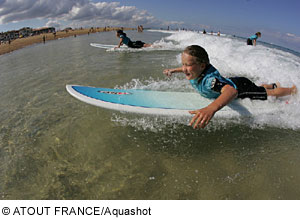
[116, 38, 123, 48]
[253, 39, 257, 46]
[189, 85, 238, 129]
[163, 67, 183, 76]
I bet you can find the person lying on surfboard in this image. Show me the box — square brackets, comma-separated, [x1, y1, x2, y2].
[163, 45, 297, 129]
[115, 30, 152, 49]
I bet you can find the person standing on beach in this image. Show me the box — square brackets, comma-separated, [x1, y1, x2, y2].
[137, 25, 144, 32]
[43, 35, 46, 44]
[163, 45, 297, 129]
[247, 32, 261, 46]
[115, 30, 151, 49]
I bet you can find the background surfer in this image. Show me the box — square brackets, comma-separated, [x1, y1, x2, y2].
[247, 32, 261, 46]
[163, 45, 297, 129]
[115, 30, 152, 49]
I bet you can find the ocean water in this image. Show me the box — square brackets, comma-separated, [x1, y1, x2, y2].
[0, 30, 300, 199]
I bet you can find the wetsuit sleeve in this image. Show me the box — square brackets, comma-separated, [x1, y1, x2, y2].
[250, 35, 258, 40]
[211, 78, 230, 93]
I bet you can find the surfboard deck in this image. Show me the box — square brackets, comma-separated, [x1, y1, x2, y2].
[90, 43, 174, 52]
[66, 85, 267, 117]
[90, 43, 126, 49]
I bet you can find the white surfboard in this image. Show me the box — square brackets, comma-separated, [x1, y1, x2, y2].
[90, 43, 126, 49]
[90, 43, 176, 52]
[66, 85, 277, 117]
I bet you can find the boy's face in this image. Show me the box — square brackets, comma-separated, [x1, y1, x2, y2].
[181, 52, 206, 80]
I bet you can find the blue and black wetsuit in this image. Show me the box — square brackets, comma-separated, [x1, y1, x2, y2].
[247, 34, 258, 45]
[120, 34, 145, 48]
[190, 64, 268, 100]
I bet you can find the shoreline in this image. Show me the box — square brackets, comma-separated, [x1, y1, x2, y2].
[0, 27, 135, 56]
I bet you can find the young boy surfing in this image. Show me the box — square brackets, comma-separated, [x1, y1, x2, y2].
[163, 45, 297, 129]
[115, 30, 152, 49]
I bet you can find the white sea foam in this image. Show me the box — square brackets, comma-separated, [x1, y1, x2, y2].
[113, 30, 300, 130]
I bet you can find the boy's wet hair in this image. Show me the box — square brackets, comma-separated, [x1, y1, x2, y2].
[183, 45, 210, 64]
[117, 30, 126, 36]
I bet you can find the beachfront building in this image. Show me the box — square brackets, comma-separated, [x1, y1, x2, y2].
[0, 27, 56, 43]
[0, 30, 19, 42]
[0, 33, 5, 42]
[32, 27, 55, 35]
[63, 27, 73, 33]
[0, 35, 5, 44]
[19, 27, 33, 38]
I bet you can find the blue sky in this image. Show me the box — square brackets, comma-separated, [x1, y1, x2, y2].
[1, 0, 300, 52]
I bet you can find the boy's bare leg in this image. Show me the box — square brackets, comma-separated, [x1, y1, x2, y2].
[291, 85, 298, 95]
[143, 43, 152, 48]
[261, 82, 281, 89]
[266, 85, 297, 97]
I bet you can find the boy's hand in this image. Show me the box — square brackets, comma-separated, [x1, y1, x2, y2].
[163, 69, 173, 77]
[189, 107, 216, 129]
[189, 85, 237, 129]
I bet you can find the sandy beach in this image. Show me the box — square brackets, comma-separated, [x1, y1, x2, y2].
[0, 27, 135, 56]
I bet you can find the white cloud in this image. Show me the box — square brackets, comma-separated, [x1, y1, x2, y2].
[259, 28, 300, 52]
[0, 0, 182, 28]
[284, 33, 300, 45]
[0, 0, 86, 23]
[285, 32, 300, 44]
[286, 33, 296, 37]
[45, 19, 62, 29]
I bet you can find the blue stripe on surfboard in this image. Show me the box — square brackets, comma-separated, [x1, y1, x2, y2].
[71, 85, 210, 110]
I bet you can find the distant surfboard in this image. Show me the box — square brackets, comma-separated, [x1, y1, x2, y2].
[66, 85, 275, 117]
[90, 43, 126, 49]
[90, 43, 175, 52]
